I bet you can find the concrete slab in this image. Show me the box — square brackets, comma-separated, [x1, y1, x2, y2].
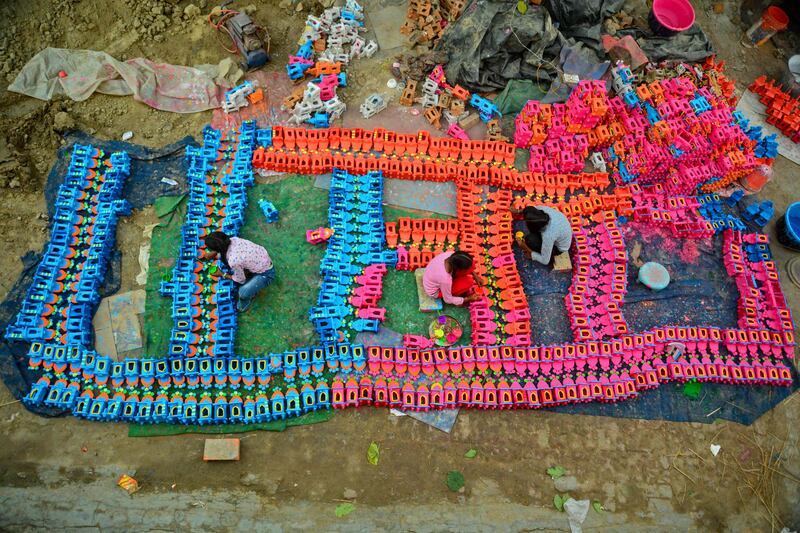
[203, 438, 240, 461]
[314, 173, 458, 216]
[367, 4, 407, 51]
[111, 312, 142, 355]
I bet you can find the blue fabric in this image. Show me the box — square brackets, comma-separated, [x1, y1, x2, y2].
[237, 267, 276, 310]
[516, 220, 798, 424]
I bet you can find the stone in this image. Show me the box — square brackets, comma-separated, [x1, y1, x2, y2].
[53, 111, 75, 132]
[240, 473, 259, 486]
[244, 4, 257, 14]
[343, 488, 357, 499]
[183, 4, 201, 18]
[279, 0, 291, 8]
[553, 475, 578, 492]
[263, 478, 279, 495]
[656, 484, 673, 499]
[296, 2, 304, 11]
[648, 498, 673, 513]
[367, 4, 407, 50]
[458, 111, 480, 131]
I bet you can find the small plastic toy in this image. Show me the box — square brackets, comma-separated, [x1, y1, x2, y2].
[222, 81, 256, 114]
[306, 227, 335, 244]
[360, 93, 387, 119]
[258, 199, 279, 223]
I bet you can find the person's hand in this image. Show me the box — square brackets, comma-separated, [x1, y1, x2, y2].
[464, 293, 482, 303]
[472, 272, 484, 286]
[210, 268, 230, 280]
[201, 249, 218, 261]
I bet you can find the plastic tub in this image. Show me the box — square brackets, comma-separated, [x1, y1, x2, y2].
[743, 6, 789, 47]
[648, 0, 696, 36]
[781, 55, 800, 98]
[638, 262, 671, 290]
[776, 202, 800, 251]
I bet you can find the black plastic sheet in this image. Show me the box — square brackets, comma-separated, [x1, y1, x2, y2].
[437, 0, 714, 92]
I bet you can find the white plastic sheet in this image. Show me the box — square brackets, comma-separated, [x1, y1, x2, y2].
[9, 48, 224, 113]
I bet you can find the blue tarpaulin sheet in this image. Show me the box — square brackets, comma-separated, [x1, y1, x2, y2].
[514, 220, 798, 424]
[1, 131, 796, 423]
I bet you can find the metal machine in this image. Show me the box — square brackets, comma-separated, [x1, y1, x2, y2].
[208, 2, 270, 70]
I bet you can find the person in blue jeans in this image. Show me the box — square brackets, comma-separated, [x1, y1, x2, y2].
[514, 206, 573, 268]
[201, 231, 275, 313]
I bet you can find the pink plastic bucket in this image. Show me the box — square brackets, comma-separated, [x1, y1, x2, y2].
[649, 0, 696, 36]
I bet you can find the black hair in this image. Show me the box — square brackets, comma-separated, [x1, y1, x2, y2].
[523, 206, 550, 232]
[203, 231, 231, 266]
[448, 250, 473, 275]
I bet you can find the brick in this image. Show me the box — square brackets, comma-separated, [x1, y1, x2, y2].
[424, 106, 442, 129]
[203, 438, 240, 461]
[458, 111, 480, 131]
[553, 253, 573, 272]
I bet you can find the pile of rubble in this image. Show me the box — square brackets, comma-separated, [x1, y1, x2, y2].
[283, 0, 378, 127]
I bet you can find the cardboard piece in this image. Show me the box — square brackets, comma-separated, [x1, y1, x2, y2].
[415, 267, 442, 311]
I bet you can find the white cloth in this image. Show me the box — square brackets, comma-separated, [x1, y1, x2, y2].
[9, 48, 225, 113]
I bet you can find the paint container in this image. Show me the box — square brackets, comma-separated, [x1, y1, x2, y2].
[742, 6, 788, 47]
[780, 55, 800, 98]
[740, 164, 773, 193]
[638, 262, 670, 290]
[776, 202, 800, 250]
[648, 0, 696, 36]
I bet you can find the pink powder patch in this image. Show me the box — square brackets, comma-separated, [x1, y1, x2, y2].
[678, 240, 701, 264]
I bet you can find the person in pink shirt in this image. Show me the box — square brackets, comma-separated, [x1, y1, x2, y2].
[422, 250, 483, 306]
[201, 230, 275, 313]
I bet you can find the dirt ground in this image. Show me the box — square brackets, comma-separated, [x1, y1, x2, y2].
[0, 0, 799, 531]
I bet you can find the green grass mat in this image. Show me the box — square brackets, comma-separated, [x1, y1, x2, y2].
[143, 174, 469, 359]
[143, 195, 186, 358]
[127, 409, 333, 437]
[380, 269, 470, 344]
